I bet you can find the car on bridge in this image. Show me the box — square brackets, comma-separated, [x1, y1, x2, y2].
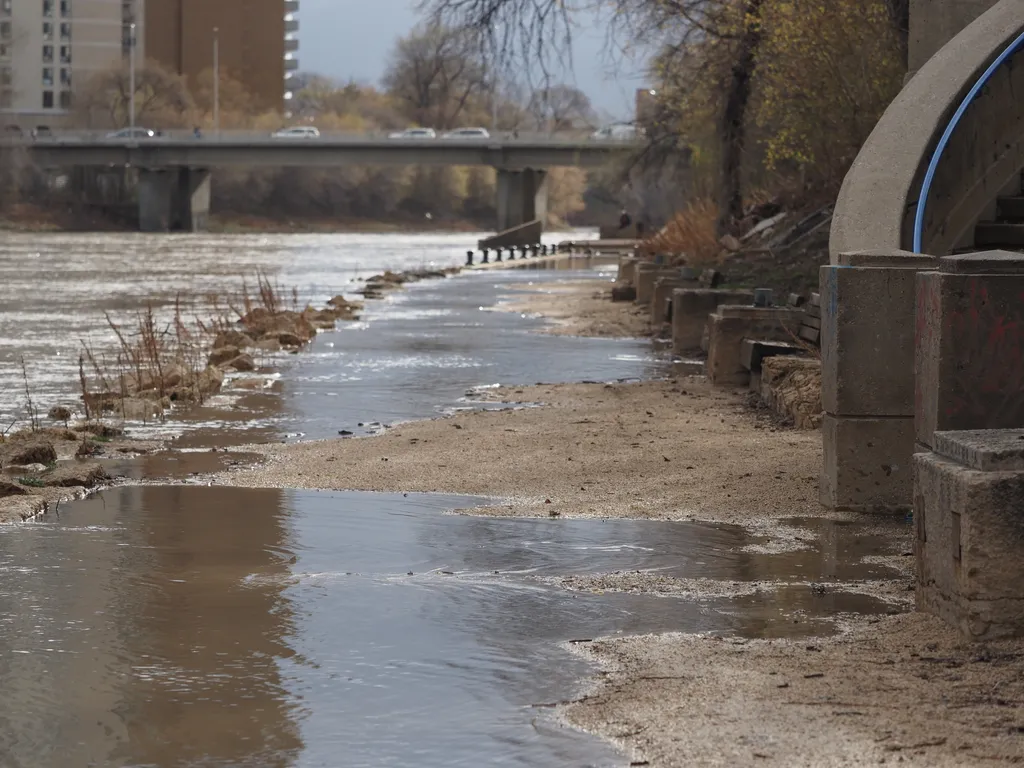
[440, 127, 490, 140]
[106, 127, 156, 140]
[388, 128, 437, 140]
[271, 126, 321, 139]
[591, 123, 643, 140]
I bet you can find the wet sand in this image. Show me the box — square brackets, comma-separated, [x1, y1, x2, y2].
[213, 276, 1024, 766]
[497, 278, 653, 338]
[215, 377, 824, 528]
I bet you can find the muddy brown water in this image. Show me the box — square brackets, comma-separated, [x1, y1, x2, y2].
[0, 487, 908, 768]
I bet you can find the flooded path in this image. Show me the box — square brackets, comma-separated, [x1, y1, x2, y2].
[0, 487, 906, 768]
[0, 231, 907, 766]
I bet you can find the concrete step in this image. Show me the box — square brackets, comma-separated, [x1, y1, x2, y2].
[996, 196, 1024, 221]
[975, 221, 1024, 247]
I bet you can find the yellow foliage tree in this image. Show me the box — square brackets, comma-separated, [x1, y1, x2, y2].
[753, 0, 904, 188]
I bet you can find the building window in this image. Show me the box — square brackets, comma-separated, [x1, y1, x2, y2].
[42, 68, 53, 87]
[43, 45, 54, 63]
[42, 22, 53, 40]
[0, 67, 10, 87]
[60, 22, 71, 40]
[0, 90, 11, 109]
[60, 0, 70, 16]
[60, 45, 71, 64]
[1, 0, 10, 15]
[43, 0, 54, 16]
[1, 21, 11, 39]
[60, 69, 70, 87]
[59, 90, 71, 109]
[42, 90, 54, 109]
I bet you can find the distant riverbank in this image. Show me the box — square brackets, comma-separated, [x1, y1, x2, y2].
[0, 202, 584, 235]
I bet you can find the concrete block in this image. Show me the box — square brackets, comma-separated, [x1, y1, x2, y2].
[706, 306, 802, 388]
[634, 263, 659, 306]
[915, 252, 1024, 449]
[671, 289, 754, 354]
[618, 257, 640, 285]
[651, 277, 695, 324]
[820, 414, 916, 511]
[820, 261, 934, 417]
[916, 428, 1024, 641]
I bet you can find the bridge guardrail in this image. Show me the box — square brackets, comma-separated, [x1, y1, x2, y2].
[0, 129, 641, 148]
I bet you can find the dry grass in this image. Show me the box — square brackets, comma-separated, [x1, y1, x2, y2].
[76, 271, 291, 422]
[644, 198, 721, 266]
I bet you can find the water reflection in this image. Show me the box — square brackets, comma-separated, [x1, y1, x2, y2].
[0, 486, 302, 768]
[0, 488, 906, 767]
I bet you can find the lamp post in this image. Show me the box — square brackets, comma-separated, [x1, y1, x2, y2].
[128, 22, 136, 130]
[213, 26, 220, 137]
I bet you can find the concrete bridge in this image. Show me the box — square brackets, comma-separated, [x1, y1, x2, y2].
[825, 0, 1024, 637]
[7, 131, 641, 233]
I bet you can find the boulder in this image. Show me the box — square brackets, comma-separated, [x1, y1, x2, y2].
[47, 405, 72, 422]
[213, 330, 255, 349]
[4, 438, 57, 467]
[0, 480, 28, 498]
[209, 346, 241, 367]
[72, 422, 124, 438]
[118, 398, 164, 421]
[42, 462, 109, 488]
[277, 331, 304, 347]
[226, 353, 256, 372]
[162, 365, 186, 389]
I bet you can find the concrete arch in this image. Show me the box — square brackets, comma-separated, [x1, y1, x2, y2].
[830, 0, 1024, 259]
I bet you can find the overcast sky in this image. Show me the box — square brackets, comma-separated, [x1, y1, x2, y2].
[297, 0, 649, 121]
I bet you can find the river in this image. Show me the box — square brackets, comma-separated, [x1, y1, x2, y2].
[0, 231, 907, 767]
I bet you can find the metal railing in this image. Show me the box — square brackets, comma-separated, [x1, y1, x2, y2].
[912, 28, 1024, 253]
[0, 128, 640, 148]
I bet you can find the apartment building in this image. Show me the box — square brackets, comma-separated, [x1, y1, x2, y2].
[144, 0, 297, 112]
[0, 0, 138, 125]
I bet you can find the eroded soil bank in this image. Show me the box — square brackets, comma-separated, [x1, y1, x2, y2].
[213, 276, 1024, 766]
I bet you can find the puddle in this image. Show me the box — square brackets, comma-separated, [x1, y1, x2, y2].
[0, 487, 907, 767]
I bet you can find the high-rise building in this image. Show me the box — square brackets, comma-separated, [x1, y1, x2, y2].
[144, 0, 297, 112]
[0, 0, 139, 127]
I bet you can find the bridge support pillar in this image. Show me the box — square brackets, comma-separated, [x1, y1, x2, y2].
[909, 0, 1000, 76]
[496, 168, 548, 233]
[137, 167, 211, 233]
[820, 251, 938, 513]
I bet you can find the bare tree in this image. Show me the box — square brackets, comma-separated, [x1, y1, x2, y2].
[382, 23, 488, 129]
[74, 61, 194, 129]
[526, 84, 595, 133]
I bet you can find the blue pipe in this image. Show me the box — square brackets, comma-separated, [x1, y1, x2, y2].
[912, 28, 1024, 254]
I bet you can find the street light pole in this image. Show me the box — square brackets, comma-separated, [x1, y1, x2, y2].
[128, 22, 136, 130]
[213, 26, 220, 137]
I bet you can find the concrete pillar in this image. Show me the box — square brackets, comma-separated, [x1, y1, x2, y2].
[915, 252, 1024, 449]
[909, 0, 1000, 75]
[496, 168, 548, 232]
[177, 167, 211, 232]
[819, 251, 938, 512]
[137, 167, 211, 233]
[137, 169, 176, 233]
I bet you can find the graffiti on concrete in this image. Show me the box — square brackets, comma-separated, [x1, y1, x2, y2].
[941, 278, 1024, 428]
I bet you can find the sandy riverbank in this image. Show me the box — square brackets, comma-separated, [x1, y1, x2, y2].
[496, 277, 653, 338]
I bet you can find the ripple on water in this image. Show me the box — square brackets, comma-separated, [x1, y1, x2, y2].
[0, 487, 908, 767]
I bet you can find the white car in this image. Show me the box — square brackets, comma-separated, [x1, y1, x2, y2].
[440, 127, 490, 140]
[272, 126, 321, 139]
[388, 128, 437, 140]
[591, 124, 641, 140]
[106, 127, 156, 140]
